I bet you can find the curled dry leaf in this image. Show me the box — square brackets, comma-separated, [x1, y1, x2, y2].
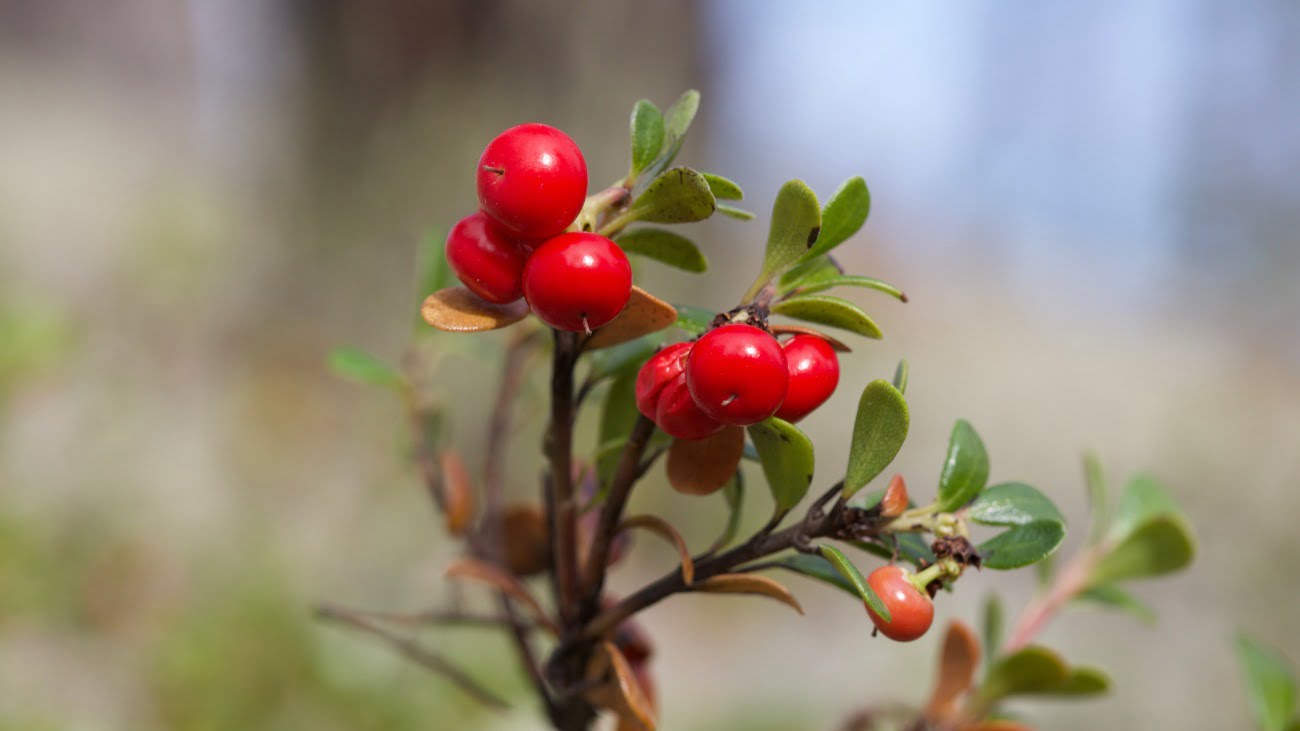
[693, 573, 805, 615]
[926, 621, 982, 722]
[422, 286, 530, 333]
[443, 557, 558, 635]
[962, 722, 1036, 731]
[618, 514, 695, 585]
[666, 426, 744, 496]
[500, 504, 551, 577]
[585, 641, 657, 731]
[584, 285, 678, 350]
[769, 324, 852, 353]
[438, 449, 476, 536]
[880, 474, 909, 519]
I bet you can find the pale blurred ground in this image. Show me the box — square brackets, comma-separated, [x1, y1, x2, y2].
[1, 2, 1298, 730]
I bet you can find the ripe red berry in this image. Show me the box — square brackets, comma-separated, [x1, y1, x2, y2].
[654, 376, 724, 440]
[774, 334, 840, 423]
[444, 212, 533, 304]
[865, 565, 934, 642]
[523, 232, 632, 332]
[635, 342, 692, 418]
[476, 123, 588, 239]
[685, 324, 789, 426]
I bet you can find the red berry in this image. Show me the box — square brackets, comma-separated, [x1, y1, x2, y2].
[635, 342, 692, 418]
[476, 123, 587, 239]
[523, 232, 632, 332]
[654, 376, 724, 440]
[774, 334, 840, 423]
[865, 565, 934, 642]
[444, 212, 533, 304]
[685, 324, 789, 426]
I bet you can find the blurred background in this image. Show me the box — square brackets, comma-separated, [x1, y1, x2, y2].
[2, 1, 1298, 729]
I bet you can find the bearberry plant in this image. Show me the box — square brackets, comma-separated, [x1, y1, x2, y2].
[323, 91, 1197, 731]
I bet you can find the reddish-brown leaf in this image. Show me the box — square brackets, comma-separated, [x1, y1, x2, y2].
[666, 426, 744, 496]
[926, 621, 982, 721]
[962, 722, 1036, 731]
[618, 515, 695, 585]
[585, 641, 657, 731]
[584, 285, 677, 350]
[769, 324, 852, 352]
[422, 286, 529, 332]
[693, 573, 804, 615]
[880, 473, 909, 519]
[443, 557, 557, 634]
[438, 449, 476, 536]
[500, 504, 551, 577]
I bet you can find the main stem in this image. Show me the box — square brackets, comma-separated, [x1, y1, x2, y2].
[547, 330, 581, 629]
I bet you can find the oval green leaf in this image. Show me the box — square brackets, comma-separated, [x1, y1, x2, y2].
[328, 346, 403, 390]
[771, 295, 882, 338]
[673, 304, 715, 335]
[747, 417, 815, 512]
[979, 646, 1069, 703]
[1107, 473, 1180, 544]
[664, 89, 700, 141]
[1073, 584, 1157, 625]
[629, 99, 664, 177]
[968, 482, 1065, 527]
[818, 544, 890, 621]
[1088, 514, 1195, 585]
[616, 228, 707, 273]
[892, 359, 909, 394]
[745, 180, 821, 300]
[937, 419, 990, 512]
[788, 273, 906, 302]
[843, 379, 909, 497]
[701, 172, 744, 200]
[716, 203, 755, 220]
[802, 176, 870, 262]
[629, 167, 716, 224]
[978, 520, 1065, 570]
[1237, 634, 1298, 731]
[982, 594, 1004, 665]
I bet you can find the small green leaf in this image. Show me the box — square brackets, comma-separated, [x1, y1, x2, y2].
[701, 172, 744, 200]
[673, 304, 715, 335]
[968, 482, 1065, 527]
[936, 419, 990, 512]
[843, 379, 909, 497]
[801, 176, 870, 263]
[1073, 584, 1157, 624]
[596, 370, 640, 482]
[616, 228, 707, 273]
[629, 99, 665, 177]
[1083, 452, 1109, 544]
[664, 89, 700, 142]
[747, 418, 815, 512]
[1107, 473, 1180, 544]
[1237, 635, 1297, 731]
[766, 553, 883, 612]
[892, 359, 909, 394]
[786, 273, 907, 302]
[417, 230, 454, 300]
[716, 203, 756, 220]
[778, 254, 840, 292]
[771, 295, 882, 338]
[328, 346, 404, 390]
[849, 534, 935, 568]
[712, 471, 745, 551]
[979, 646, 1069, 703]
[982, 594, 1004, 664]
[1056, 667, 1111, 696]
[978, 520, 1065, 570]
[818, 544, 890, 621]
[745, 180, 821, 300]
[629, 167, 716, 224]
[587, 333, 664, 383]
[1088, 514, 1195, 585]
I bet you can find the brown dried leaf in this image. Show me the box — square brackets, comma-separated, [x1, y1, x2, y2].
[769, 324, 852, 352]
[880, 473, 909, 519]
[422, 286, 529, 333]
[585, 641, 657, 731]
[666, 426, 744, 496]
[443, 557, 557, 635]
[962, 722, 1036, 731]
[584, 285, 677, 350]
[500, 504, 551, 577]
[439, 449, 476, 536]
[693, 573, 804, 615]
[619, 515, 695, 585]
[926, 621, 982, 721]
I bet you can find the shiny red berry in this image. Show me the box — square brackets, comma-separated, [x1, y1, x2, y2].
[865, 565, 934, 642]
[654, 376, 724, 440]
[685, 324, 789, 426]
[523, 232, 632, 332]
[444, 212, 533, 304]
[774, 334, 840, 423]
[635, 342, 692, 418]
[476, 123, 587, 239]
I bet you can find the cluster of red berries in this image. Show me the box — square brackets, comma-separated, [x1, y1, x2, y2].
[446, 123, 633, 332]
[635, 324, 842, 439]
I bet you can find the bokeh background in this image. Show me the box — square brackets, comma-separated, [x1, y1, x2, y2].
[3, 1, 1299, 729]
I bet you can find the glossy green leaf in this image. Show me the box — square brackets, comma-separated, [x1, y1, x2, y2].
[982, 594, 1004, 665]
[1074, 584, 1157, 624]
[771, 295, 882, 338]
[843, 379, 909, 497]
[587, 333, 664, 383]
[746, 180, 821, 300]
[629, 167, 716, 224]
[1083, 452, 1109, 544]
[936, 419, 990, 512]
[701, 172, 744, 200]
[968, 482, 1065, 527]
[892, 359, 909, 394]
[616, 228, 707, 273]
[801, 176, 870, 263]
[778, 254, 840, 292]
[978, 520, 1065, 570]
[1107, 473, 1180, 544]
[747, 418, 815, 512]
[1088, 514, 1195, 585]
[818, 544, 889, 620]
[1237, 635, 1298, 731]
[712, 471, 746, 551]
[596, 370, 639, 482]
[716, 203, 755, 221]
[979, 646, 1069, 703]
[786, 273, 907, 302]
[673, 304, 715, 335]
[629, 99, 665, 177]
[849, 534, 935, 568]
[328, 347, 403, 390]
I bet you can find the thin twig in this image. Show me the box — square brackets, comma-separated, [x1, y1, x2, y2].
[315, 603, 510, 630]
[580, 415, 657, 606]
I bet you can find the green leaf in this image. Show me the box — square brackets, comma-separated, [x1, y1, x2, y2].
[1073, 584, 1157, 624]
[771, 295, 882, 338]
[716, 203, 756, 220]
[673, 305, 715, 335]
[417, 229, 454, 300]
[701, 172, 744, 200]
[767, 553, 883, 612]
[979, 646, 1069, 703]
[1107, 473, 1180, 544]
[892, 359, 909, 394]
[629, 167, 716, 224]
[713, 471, 745, 551]
[664, 89, 700, 142]
[801, 176, 870, 263]
[817, 544, 890, 621]
[629, 99, 665, 177]
[1083, 452, 1109, 544]
[746, 180, 821, 300]
[786, 273, 907, 302]
[616, 228, 707, 273]
[1088, 514, 1195, 585]
[982, 594, 1004, 665]
[747, 418, 815, 512]
[587, 333, 664, 383]
[843, 379, 909, 497]
[978, 520, 1065, 570]
[596, 370, 640, 482]
[1056, 667, 1111, 696]
[778, 253, 840, 292]
[968, 482, 1065, 527]
[328, 347, 404, 390]
[936, 419, 990, 512]
[849, 534, 934, 568]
